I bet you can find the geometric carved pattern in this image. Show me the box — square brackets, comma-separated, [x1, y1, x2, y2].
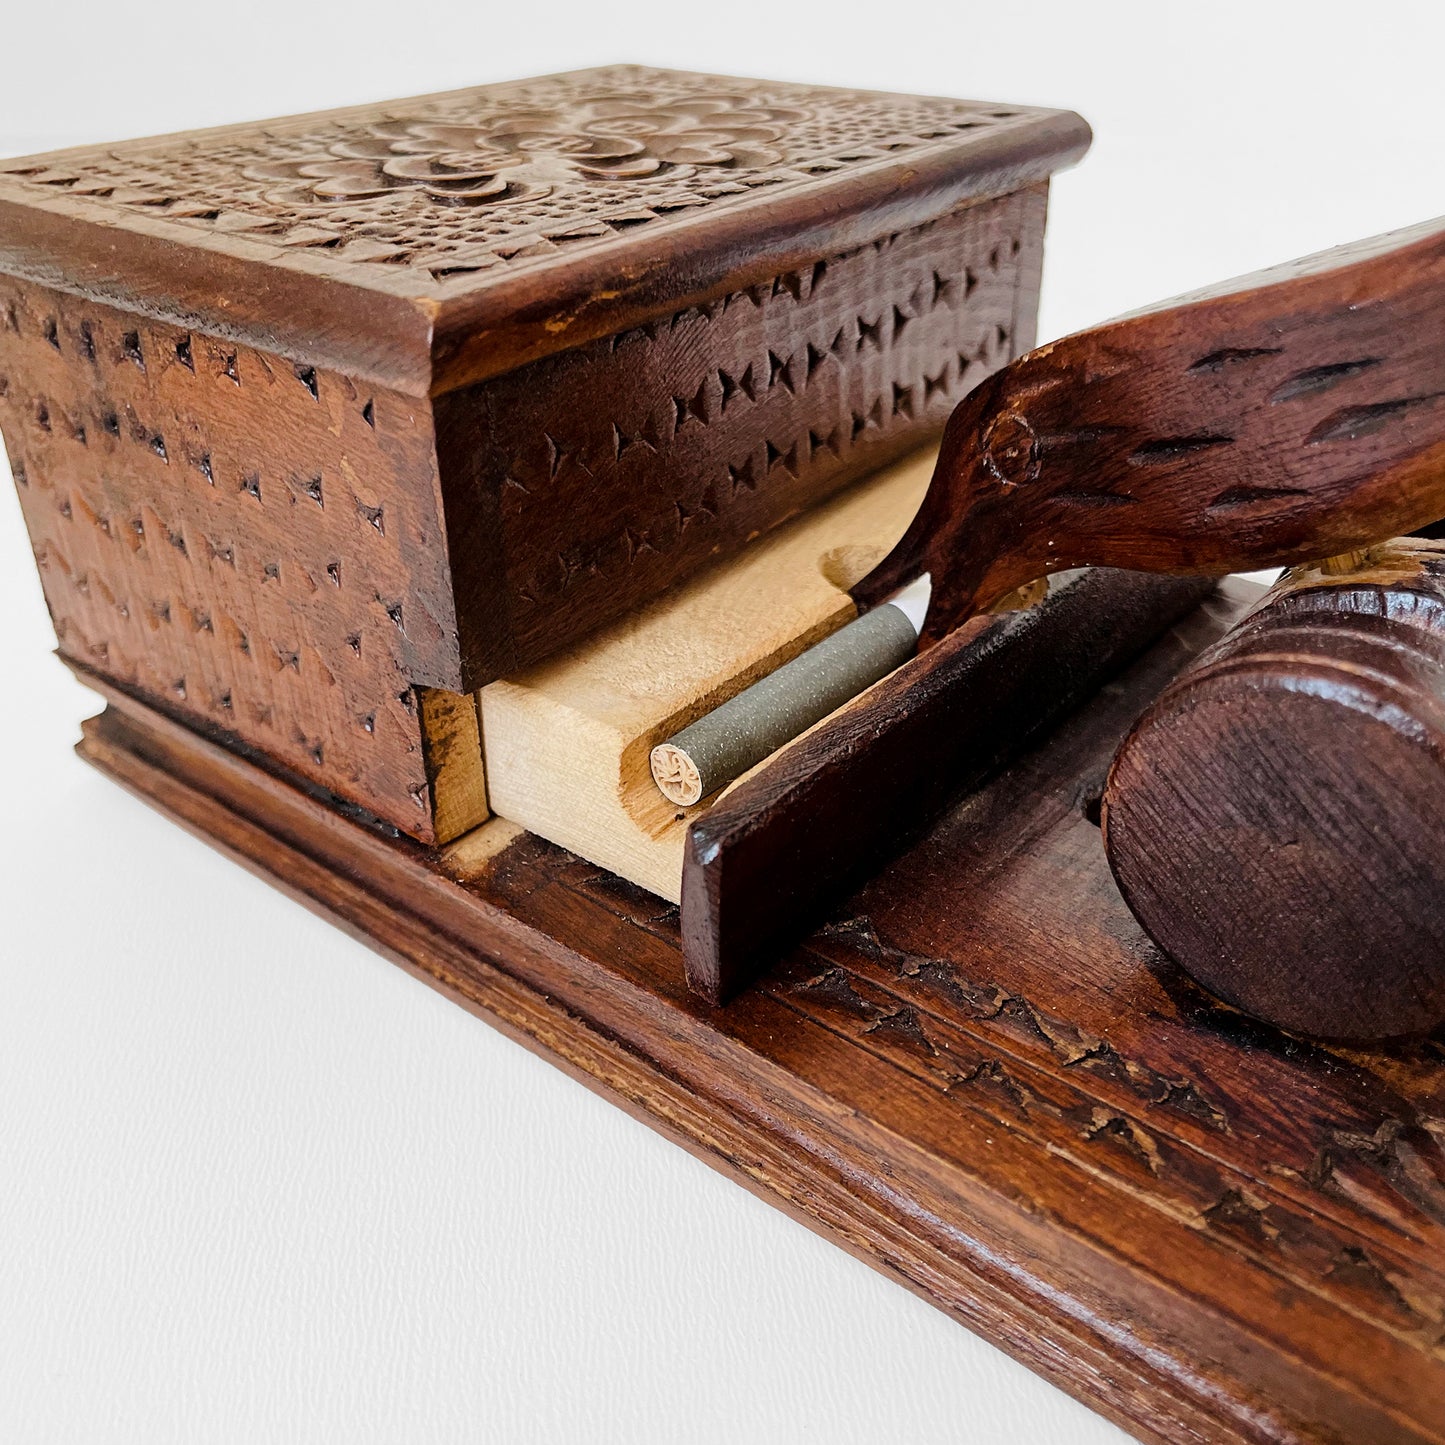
[521, 825, 1445, 1398]
[0, 71, 1080, 833]
[0, 66, 1044, 296]
[0, 180, 1051, 812]
[784, 915, 1445, 1364]
[463, 188, 1042, 669]
[0, 276, 459, 837]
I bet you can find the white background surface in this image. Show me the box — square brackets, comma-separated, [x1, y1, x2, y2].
[2, 3, 1443, 1440]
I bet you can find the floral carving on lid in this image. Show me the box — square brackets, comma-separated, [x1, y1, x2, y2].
[0, 67, 1069, 289]
[244, 95, 805, 208]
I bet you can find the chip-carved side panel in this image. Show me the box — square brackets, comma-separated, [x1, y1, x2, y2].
[445, 188, 1046, 679]
[0, 279, 476, 841]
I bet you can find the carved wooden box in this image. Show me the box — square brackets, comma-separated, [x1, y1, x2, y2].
[0, 66, 1087, 843]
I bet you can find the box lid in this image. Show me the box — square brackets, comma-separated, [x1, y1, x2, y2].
[0, 66, 1088, 396]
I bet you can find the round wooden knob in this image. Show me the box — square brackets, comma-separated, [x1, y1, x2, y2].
[1101, 541, 1445, 1040]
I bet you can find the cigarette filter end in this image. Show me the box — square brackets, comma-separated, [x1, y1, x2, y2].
[651, 742, 704, 807]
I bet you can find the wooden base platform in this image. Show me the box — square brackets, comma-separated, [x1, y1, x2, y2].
[72, 580, 1445, 1445]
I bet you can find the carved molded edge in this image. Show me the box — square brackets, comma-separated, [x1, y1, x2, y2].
[779, 946, 1445, 1359]
[72, 691, 1443, 1445]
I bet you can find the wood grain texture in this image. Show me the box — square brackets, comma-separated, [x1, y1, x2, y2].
[856, 216, 1445, 642]
[68, 588, 1445, 1445]
[416, 687, 489, 843]
[1104, 539, 1445, 1040]
[480, 447, 933, 903]
[682, 568, 1218, 1002]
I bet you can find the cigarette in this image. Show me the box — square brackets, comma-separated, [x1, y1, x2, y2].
[649, 576, 932, 807]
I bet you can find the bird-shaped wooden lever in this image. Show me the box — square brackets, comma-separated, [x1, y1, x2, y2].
[652, 216, 1445, 807]
[854, 215, 1445, 643]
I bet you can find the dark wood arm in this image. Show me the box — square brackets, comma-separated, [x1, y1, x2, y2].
[855, 218, 1445, 644]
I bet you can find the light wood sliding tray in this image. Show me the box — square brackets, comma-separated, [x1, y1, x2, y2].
[69, 577, 1445, 1445]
